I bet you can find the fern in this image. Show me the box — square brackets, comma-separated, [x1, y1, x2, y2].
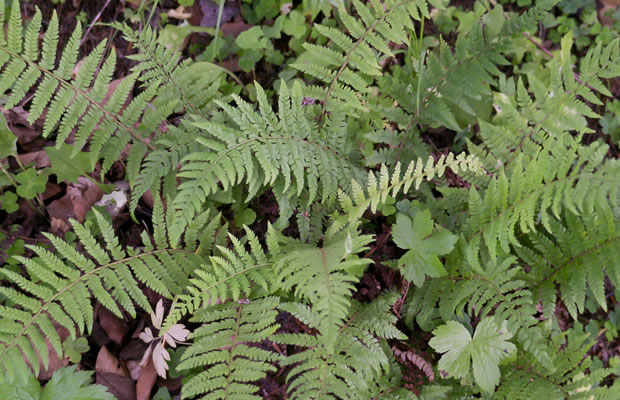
[0, 208, 202, 375]
[1, 1, 619, 398]
[275, 292, 407, 399]
[177, 296, 280, 399]
[328, 152, 485, 237]
[0, 0, 172, 175]
[495, 330, 620, 399]
[516, 209, 620, 320]
[294, 0, 431, 114]
[173, 80, 364, 231]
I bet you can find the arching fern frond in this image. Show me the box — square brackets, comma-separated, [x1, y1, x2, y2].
[328, 152, 485, 237]
[112, 23, 226, 117]
[495, 330, 620, 399]
[177, 296, 280, 400]
[164, 225, 278, 329]
[0, 209, 202, 375]
[515, 208, 620, 320]
[464, 140, 618, 266]
[0, 0, 172, 173]
[294, 0, 430, 113]
[174, 80, 364, 230]
[275, 291, 407, 399]
[277, 227, 374, 350]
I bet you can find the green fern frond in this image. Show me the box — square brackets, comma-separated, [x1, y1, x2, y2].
[496, 331, 620, 399]
[174, 80, 364, 230]
[177, 296, 280, 400]
[464, 141, 618, 265]
[294, 0, 430, 113]
[166, 225, 278, 329]
[113, 23, 225, 117]
[0, 209, 202, 375]
[516, 208, 620, 320]
[278, 227, 373, 351]
[328, 152, 485, 237]
[275, 292, 407, 399]
[0, 0, 172, 174]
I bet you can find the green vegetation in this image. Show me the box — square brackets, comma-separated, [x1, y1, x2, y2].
[0, 0, 619, 398]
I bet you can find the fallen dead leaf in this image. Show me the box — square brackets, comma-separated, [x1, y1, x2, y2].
[41, 182, 63, 201]
[126, 359, 143, 381]
[96, 346, 129, 377]
[98, 306, 129, 345]
[191, 0, 239, 27]
[97, 372, 136, 400]
[599, 0, 620, 26]
[136, 358, 158, 400]
[220, 21, 252, 37]
[3, 107, 41, 144]
[18, 150, 50, 168]
[50, 217, 71, 235]
[168, 6, 192, 20]
[47, 177, 103, 223]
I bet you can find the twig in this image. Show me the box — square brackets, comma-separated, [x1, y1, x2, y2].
[80, 0, 112, 47]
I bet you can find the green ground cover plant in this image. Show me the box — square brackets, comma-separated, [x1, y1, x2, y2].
[0, 0, 619, 398]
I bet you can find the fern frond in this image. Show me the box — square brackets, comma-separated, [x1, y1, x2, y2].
[0, 209, 202, 375]
[328, 152, 485, 237]
[516, 208, 620, 319]
[0, 1, 172, 174]
[464, 141, 618, 265]
[113, 23, 225, 117]
[177, 297, 280, 400]
[166, 225, 278, 328]
[496, 331, 620, 399]
[174, 80, 364, 230]
[275, 292, 407, 399]
[294, 0, 430, 113]
[278, 227, 373, 351]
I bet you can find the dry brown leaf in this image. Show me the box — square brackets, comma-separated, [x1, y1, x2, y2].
[18, 150, 50, 168]
[96, 346, 129, 377]
[168, 6, 192, 20]
[126, 359, 143, 381]
[136, 358, 158, 400]
[47, 177, 103, 223]
[50, 217, 71, 235]
[96, 372, 136, 400]
[220, 21, 252, 37]
[98, 306, 129, 345]
[41, 182, 63, 201]
[3, 107, 41, 144]
[599, 0, 620, 26]
[193, 0, 239, 27]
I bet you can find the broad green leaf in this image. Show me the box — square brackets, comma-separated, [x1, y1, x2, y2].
[236, 26, 268, 50]
[283, 10, 308, 39]
[62, 337, 90, 363]
[1, 191, 19, 213]
[41, 366, 114, 400]
[15, 168, 48, 199]
[46, 145, 93, 183]
[429, 318, 516, 393]
[392, 211, 457, 287]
